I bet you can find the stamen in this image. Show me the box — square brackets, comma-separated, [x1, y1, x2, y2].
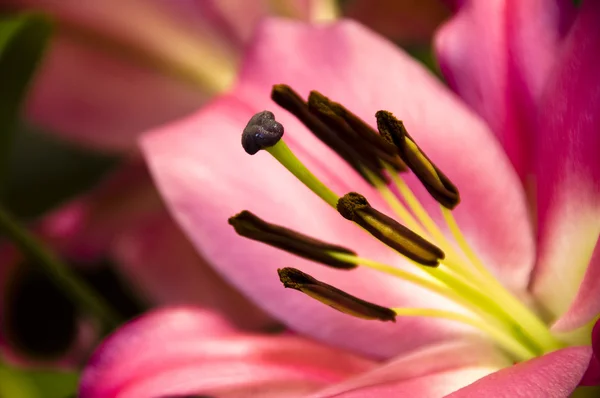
[242, 110, 284, 155]
[337, 192, 444, 266]
[238, 89, 568, 362]
[376, 111, 460, 209]
[278, 267, 396, 322]
[229, 211, 357, 269]
[271, 84, 375, 182]
[307, 91, 405, 173]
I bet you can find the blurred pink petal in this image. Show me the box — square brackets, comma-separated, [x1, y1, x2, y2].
[311, 340, 510, 397]
[2, 0, 275, 150]
[530, 0, 600, 331]
[346, 0, 451, 45]
[447, 347, 592, 397]
[3, 0, 330, 151]
[79, 307, 374, 398]
[142, 19, 534, 359]
[40, 160, 164, 260]
[26, 35, 208, 151]
[159, 0, 316, 48]
[435, 0, 576, 179]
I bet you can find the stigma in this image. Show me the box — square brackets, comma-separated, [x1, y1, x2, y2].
[231, 85, 565, 363]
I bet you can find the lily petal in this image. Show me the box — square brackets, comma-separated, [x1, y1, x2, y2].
[311, 340, 510, 397]
[79, 307, 374, 398]
[322, 347, 591, 397]
[435, 0, 576, 179]
[2, 0, 235, 151]
[530, 0, 600, 330]
[142, 19, 534, 358]
[39, 160, 164, 260]
[161, 0, 315, 49]
[112, 210, 274, 331]
[447, 346, 592, 397]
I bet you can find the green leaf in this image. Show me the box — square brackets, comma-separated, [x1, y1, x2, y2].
[0, 13, 52, 180]
[0, 364, 78, 398]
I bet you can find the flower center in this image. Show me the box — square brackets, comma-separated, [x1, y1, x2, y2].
[232, 85, 566, 362]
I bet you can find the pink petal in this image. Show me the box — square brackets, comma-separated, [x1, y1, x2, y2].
[435, 0, 576, 179]
[311, 340, 510, 397]
[3, 0, 234, 151]
[326, 347, 592, 397]
[142, 18, 534, 358]
[40, 160, 165, 260]
[112, 209, 275, 331]
[530, 0, 600, 330]
[27, 36, 206, 151]
[158, 0, 313, 49]
[447, 346, 592, 397]
[79, 307, 374, 398]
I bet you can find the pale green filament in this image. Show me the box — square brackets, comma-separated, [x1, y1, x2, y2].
[437, 207, 564, 352]
[390, 308, 536, 361]
[441, 206, 498, 281]
[383, 163, 476, 277]
[330, 252, 452, 298]
[267, 140, 339, 207]
[332, 252, 544, 356]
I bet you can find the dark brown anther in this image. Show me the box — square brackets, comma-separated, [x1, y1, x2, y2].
[308, 91, 406, 172]
[271, 84, 374, 183]
[337, 192, 444, 266]
[375, 111, 460, 209]
[278, 268, 396, 322]
[229, 211, 357, 269]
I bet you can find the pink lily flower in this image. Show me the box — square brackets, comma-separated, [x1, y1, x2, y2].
[82, 1, 599, 396]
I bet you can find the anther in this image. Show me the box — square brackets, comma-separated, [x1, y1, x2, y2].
[271, 84, 379, 183]
[337, 192, 444, 266]
[278, 267, 396, 322]
[242, 110, 284, 155]
[229, 211, 357, 269]
[307, 91, 406, 172]
[376, 111, 460, 209]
